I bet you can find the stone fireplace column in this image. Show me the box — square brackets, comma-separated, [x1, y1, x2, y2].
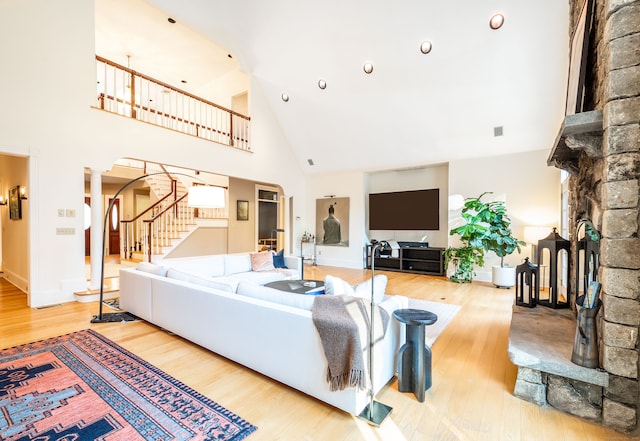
[597, 0, 640, 432]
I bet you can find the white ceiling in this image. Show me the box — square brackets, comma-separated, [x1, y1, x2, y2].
[96, 0, 570, 175]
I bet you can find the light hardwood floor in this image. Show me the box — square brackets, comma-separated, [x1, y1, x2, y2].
[0, 266, 629, 440]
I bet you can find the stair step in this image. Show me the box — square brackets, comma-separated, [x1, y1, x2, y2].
[74, 278, 119, 303]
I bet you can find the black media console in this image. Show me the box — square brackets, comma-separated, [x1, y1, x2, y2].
[365, 242, 445, 276]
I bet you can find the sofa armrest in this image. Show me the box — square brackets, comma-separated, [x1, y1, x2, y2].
[284, 255, 302, 271]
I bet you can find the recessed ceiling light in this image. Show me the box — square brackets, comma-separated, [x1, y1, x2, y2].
[281, 93, 289, 102]
[420, 41, 433, 54]
[318, 79, 327, 90]
[168, 17, 176, 24]
[227, 54, 233, 58]
[181, 80, 187, 84]
[363, 63, 374, 74]
[489, 13, 504, 30]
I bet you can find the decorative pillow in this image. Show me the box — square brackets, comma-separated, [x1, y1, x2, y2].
[323, 275, 355, 296]
[272, 249, 287, 268]
[250, 251, 275, 272]
[136, 262, 168, 277]
[353, 275, 388, 304]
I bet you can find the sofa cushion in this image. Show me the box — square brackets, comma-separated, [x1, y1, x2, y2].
[166, 268, 235, 293]
[224, 253, 253, 275]
[324, 274, 387, 304]
[163, 255, 225, 277]
[272, 249, 287, 268]
[353, 275, 387, 304]
[324, 275, 355, 296]
[250, 251, 275, 272]
[136, 262, 168, 277]
[236, 282, 315, 310]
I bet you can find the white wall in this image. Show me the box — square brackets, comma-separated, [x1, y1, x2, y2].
[303, 172, 366, 269]
[0, 0, 305, 307]
[448, 149, 561, 281]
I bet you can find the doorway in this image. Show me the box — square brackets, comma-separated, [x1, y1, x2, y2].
[256, 185, 280, 251]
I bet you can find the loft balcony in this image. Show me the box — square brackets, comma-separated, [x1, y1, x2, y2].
[95, 55, 251, 151]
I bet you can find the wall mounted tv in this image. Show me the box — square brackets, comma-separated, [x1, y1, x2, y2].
[369, 189, 439, 230]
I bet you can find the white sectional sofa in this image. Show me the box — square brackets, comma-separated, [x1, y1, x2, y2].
[119, 252, 408, 415]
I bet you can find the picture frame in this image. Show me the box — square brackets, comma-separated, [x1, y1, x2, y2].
[237, 200, 249, 221]
[565, 0, 593, 116]
[9, 186, 22, 220]
[315, 197, 350, 247]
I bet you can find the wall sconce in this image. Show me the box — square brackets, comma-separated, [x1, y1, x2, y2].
[20, 186, 27, 200]
[0, 195, 6, 206]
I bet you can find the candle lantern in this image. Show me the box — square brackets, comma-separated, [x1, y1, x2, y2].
[537, 228, 571, 309]
[515, 257, 538, 307]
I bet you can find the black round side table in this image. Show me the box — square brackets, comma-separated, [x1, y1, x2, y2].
[392, 308, 438, 402]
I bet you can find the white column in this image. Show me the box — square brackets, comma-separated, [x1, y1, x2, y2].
[89, 169, 103, 290]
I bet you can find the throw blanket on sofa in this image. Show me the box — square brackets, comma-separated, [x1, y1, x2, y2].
[311, 295, 389, 391]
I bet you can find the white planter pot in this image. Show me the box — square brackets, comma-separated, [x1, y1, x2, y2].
[492, 265, 516, 288]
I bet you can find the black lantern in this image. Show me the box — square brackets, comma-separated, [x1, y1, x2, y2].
[515, 257, 538, 307]
[537, 228, 571, 309]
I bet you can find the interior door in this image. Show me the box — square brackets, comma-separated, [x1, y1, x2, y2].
[108, 197, 120, 255]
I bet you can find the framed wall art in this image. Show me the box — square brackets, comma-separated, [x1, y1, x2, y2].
[315, 197, 350, 246]
[237, 200, 249, 221]
[9, 186, 22, 220]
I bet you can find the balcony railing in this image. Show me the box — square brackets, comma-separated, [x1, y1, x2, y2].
[96, 55, 251, 151]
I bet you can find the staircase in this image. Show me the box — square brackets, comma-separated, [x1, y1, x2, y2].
[122, 163, 198, 262]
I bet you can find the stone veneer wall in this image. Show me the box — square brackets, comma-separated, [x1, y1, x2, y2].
[567, 0, 640, 432]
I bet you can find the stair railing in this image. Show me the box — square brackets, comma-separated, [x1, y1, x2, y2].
[120, 188, 176, 261]
[96, 55, 251, 151]
[144, 193, 194, 258]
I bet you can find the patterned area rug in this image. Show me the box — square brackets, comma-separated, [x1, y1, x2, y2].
[102, 297, 121, 310]
[406, 298, 461, 346]
[0, 329, 256, 440]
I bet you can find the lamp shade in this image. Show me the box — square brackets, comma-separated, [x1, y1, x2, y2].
[187, 186, 225, 208]
[523, 226, 552, 245]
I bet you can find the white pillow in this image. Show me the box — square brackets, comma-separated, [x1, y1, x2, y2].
[136, 262, 168, 277]
[166, 268, 235, 293]
[323, 275, 355, 296]
[224, 253, 253, 275]
[353, 274, 388, 304]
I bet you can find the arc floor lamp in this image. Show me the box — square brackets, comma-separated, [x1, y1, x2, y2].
[91, 172, 226, 323]
[358, 241, 393, 426]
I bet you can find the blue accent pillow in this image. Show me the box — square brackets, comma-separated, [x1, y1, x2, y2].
[272, 249, 287, 268]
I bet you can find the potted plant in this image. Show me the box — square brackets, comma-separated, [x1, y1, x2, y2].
[481, 196, 526, 288]
[445, 192, 525, 286]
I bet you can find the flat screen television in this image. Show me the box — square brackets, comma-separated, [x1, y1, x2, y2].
[369, 189, 439, 230]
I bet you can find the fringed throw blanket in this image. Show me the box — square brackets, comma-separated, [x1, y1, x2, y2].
[312, 295, 390, 391]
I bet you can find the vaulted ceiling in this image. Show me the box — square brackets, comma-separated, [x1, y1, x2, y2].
[96, 0, 570, 175]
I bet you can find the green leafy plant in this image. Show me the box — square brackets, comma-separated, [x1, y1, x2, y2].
[445, 192, 525, 282]
[443, 245, 484, 283]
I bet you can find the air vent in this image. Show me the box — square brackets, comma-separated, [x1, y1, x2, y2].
[494, 126, 504, 137]
[307, 159, 315, 166]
